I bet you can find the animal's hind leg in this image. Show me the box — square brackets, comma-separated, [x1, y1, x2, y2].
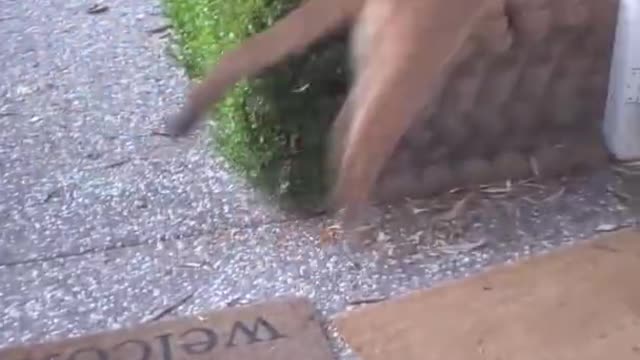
[325, 57, 385, 219]
[325, 62, 377, 202]
[325, 20, 383, 191]
[328, 0, 515, 242]
[329, 57, 440, 232]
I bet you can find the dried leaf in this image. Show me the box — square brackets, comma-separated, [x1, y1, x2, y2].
[43, 188, 62, 203]
[612, 163, 640, 176]
[617, 159, 640, 167]
[433, 193, 473, 222]
[319, 225, 340, 245]
[150, 128, 173, 137]
[522, 186, 565, 204]
[292, 83, 310, 93]
[480, 180, 513, 195]
[542, 187, 565, 202]
[355, 224, 374, 232]
[480, 187, 509, 194]
[520, 179, 545, 189]
[226, 296, 243, 307]
[609, 186, 632, 203]
[529, 156, 540, 177]
[409, 205, 430, 215]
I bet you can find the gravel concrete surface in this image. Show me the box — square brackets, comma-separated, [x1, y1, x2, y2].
[0, 0, 637, 358]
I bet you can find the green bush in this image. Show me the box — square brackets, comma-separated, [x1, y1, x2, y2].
[162, 0, 351, 209]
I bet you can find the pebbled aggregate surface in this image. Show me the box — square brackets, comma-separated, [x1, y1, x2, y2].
[0, 0, 637, 358]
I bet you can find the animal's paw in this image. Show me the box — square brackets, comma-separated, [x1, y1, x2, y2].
[163, 106, 200, 138]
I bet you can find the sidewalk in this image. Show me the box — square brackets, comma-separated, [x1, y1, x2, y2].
[0, 0, 634, 357]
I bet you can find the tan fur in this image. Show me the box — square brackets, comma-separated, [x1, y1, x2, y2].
[165, 0, 513, 241]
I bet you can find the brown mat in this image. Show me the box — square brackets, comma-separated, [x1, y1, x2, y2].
[334, 229, 640, 360]
[1, 296, 335, 360]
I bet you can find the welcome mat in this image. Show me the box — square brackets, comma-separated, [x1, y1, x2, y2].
[334, 228, 640, 360]
[0, 296, 335, 360]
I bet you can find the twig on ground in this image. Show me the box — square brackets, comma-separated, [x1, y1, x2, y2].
[226, 296, 243, 307]
[607, 185, 631, 203]
[177, 261, 213, 271]
[150, 128, 173, 137]
[147, 24, 172, 34]
[348, 296, 388, 306]
[87, 3, 109, 14]
[103, 158, 131, 169]
[437, 239, 487, 255]
[144, 290, 196, 322]
[522, 186, 565, 204]
[432, 192, 474, 223]
[595, 223, 629, 233]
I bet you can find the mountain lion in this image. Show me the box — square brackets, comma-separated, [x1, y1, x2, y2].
[164, 0, 513, 243]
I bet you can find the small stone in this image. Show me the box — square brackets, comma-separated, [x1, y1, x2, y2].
[134, 197, 149, 209]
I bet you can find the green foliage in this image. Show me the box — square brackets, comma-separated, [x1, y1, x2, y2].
[162, 0, 350, 208]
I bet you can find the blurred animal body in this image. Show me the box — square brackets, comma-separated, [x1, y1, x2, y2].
[165, 0, 513, 241]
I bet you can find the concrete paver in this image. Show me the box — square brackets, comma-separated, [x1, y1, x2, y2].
[0, 0, 635, 358]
